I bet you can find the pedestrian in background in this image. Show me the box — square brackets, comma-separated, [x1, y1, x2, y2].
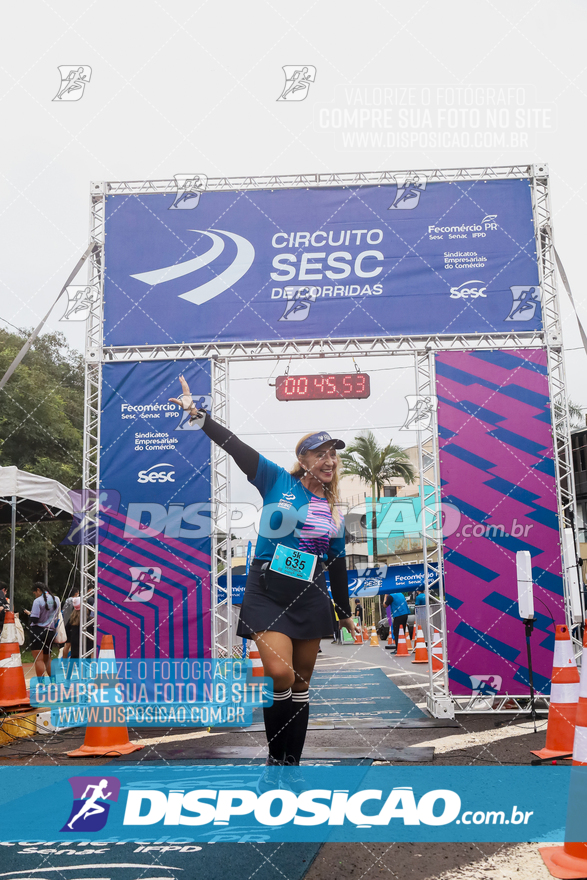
[383, 591, 409, 651]
[414, 588, 429, 644]
[0, 581, 9, 631]
[62, 590, 81, 659]
[23, 583, 61, 678]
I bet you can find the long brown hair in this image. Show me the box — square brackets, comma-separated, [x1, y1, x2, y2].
[291, 433, 342, 524]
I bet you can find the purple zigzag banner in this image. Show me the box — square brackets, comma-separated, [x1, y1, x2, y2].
[97, 360, 212, 659]
[436, 349, 564, 697]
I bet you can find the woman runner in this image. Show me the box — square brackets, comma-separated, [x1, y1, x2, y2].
[170, 375, 356, 766]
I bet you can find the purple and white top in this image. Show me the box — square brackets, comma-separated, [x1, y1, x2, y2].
[298, 495, 339, 556]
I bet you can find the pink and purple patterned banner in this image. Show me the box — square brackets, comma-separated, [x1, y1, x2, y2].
[97, 360, 212, 659]
[436, 349, 564, 697]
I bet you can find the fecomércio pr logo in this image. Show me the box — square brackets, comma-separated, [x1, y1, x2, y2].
[61, 776, 121, 832]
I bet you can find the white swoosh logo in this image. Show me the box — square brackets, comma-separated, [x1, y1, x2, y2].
[130, 229, 255, 306]
[131, 233, 224, 285]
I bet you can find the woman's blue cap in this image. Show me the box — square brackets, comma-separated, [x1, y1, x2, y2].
[297, 432, 345, 456]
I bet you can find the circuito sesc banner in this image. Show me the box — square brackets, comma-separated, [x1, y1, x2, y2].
[102, 178, 540, 346]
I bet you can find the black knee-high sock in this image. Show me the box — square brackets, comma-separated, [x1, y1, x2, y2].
[284, 689, 310, 765]
[262, 688, 292, 762]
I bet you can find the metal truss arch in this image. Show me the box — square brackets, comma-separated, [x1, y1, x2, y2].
[101, 332, 546, 365]
[95, 165, 534, 197]
[81, 163, 581, 715]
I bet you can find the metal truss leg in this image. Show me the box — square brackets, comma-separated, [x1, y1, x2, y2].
[415, 350, 454, 719]
[210, 356, 233, 658]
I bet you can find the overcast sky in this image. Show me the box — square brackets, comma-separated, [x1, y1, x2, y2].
[1, 0, 586, 494]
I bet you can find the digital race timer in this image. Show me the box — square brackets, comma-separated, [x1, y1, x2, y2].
[275, 373, 370, 401]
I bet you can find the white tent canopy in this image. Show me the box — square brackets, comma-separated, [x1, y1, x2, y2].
[0, 465, 74, 608]
[0, 465, 73, 515]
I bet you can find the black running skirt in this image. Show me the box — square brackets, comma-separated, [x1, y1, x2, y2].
[236, 558, 336, 640]
[29, 625, 56, 653]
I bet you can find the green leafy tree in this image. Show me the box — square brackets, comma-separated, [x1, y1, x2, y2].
[569, 399, 585, 430]
[340, 431, 415, 562]
[0, 328, 83, 611]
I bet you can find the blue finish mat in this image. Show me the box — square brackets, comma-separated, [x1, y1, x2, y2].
[0, 840, 321, 880]
[309, 667, 427, 720]
[253, 667, 426, 724]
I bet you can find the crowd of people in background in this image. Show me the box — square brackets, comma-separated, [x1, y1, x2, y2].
[2, 578, 427, 672]
[329, 590, 427, 650]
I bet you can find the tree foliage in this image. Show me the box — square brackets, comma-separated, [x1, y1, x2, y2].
[340, 431, 415, 495]
[569, 399, 585, 430]
[340, 431, 415, 561]
[0, 328, 83, 611]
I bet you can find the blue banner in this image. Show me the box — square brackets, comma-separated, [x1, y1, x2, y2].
[346, 563, 434, 597]
[103, 180, 540, 345]
[221, 564, 434, 604]
[0, 766, 575, 843]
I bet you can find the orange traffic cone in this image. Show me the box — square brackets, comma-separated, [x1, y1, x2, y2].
[405, 627, 413, 652]
[67, 635, 143, 758]
[412, 626, 429, 664]
[354, 628, 363, 645]
[0, 612, 29, 707]
[362, 626, 369, 642]
[384, 627, 396, 650]
[431, 628, 444, 672]
[396, 625, 409, 657]
[539, 629, 587, 878]
[531, 624, 580, 760]
[369, 627, 379, 646]
[249, 647, 264, 677]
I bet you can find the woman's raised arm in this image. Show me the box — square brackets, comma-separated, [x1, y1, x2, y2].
[169, 374, 259, 480]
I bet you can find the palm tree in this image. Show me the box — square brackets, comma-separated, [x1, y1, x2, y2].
[340, 431, 415, 562]
[569, 399, 585, 430]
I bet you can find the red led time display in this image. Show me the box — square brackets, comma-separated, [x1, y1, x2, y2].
[276, 373, 371, 401]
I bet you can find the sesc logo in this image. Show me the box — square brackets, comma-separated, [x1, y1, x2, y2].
[138, 463, 176, 484]
[449, 280, 487, 300]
